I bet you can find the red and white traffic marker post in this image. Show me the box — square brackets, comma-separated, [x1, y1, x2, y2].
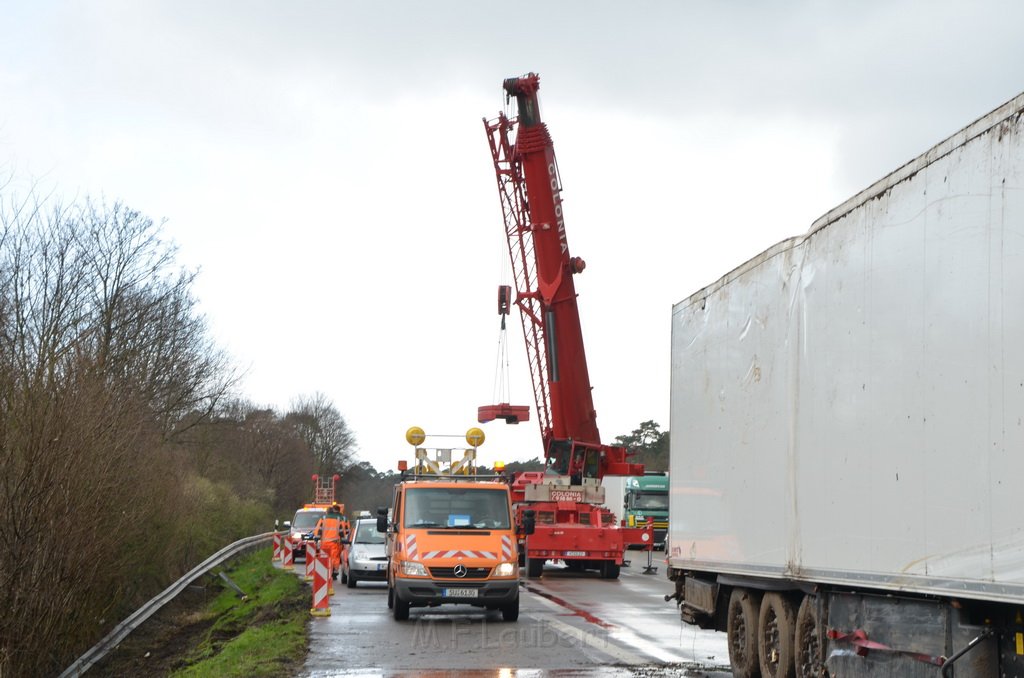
[310, 550, 332, 617]
[642, 517, 658, 575]
[272, 531, 282, 562]
[282, 536, 294, 571]
[304, 541, 317, 582]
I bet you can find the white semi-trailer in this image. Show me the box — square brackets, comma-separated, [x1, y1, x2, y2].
[666, 91, 1024, 678]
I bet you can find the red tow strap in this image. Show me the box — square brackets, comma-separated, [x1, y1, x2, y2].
[827, 628, 946, 666]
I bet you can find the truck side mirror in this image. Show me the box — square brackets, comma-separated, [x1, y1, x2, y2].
[521, 509, 536, 536]
[283, 521, 291, 529]
[376, 506, 389, 533]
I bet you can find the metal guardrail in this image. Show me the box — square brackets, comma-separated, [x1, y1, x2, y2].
[59, 531, 276, 677]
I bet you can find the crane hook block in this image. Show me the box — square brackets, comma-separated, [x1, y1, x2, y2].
[498, 285, 512, 315]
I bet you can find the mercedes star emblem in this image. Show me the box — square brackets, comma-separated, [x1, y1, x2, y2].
[453, 564, 467, 578]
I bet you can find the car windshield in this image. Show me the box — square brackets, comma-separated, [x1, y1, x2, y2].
[292, 511, 324, 529]
[404, 487, 511, 529]
[354, 521, 386, 544]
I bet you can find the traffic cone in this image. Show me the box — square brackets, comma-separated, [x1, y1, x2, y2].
[310, 551, 332, 617]
[304, 542, 317, 582]
[272, 531, 281, 562]
[283, 537, 294, 570]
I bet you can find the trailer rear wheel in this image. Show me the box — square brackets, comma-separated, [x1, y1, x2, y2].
[527, 557, 544, 578]
[758, 592, 797, 678]
[794, 595, 825, 678]
[601, 561, 620, 579]
[727, 588, 763, 678]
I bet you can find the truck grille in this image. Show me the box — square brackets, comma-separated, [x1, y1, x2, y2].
[428, 566, 491, 579]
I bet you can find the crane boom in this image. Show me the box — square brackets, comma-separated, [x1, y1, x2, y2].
[483, 73, 641, 481]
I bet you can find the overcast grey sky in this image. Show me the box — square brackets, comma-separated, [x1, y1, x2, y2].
[2, 1, 1023, 469]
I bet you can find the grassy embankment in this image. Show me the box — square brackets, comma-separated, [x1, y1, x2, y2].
[170, 547, 308, 677]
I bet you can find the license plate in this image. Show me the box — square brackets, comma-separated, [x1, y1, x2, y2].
[376, 563, 386, 571]
[564, 551, 586, 557]
[443, 588, 478, 598]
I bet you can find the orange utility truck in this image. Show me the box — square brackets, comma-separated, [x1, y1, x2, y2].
[378, 427, 532, 622]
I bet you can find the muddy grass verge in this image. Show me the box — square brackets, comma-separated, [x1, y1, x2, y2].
[92, 548, 308, 677]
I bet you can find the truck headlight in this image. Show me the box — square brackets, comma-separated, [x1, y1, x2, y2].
[494, 562, 516, 577]
[401, 560, 428, 577]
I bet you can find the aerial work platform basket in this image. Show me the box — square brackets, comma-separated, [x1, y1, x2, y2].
[311, 473, 341, 505]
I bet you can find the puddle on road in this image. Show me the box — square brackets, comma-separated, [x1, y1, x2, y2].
[304, 666, 731, 678]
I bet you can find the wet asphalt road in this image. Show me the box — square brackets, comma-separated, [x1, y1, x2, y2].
[284, 552, 732, 678]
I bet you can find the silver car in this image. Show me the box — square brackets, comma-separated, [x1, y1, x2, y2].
[342, 518, 387, 588]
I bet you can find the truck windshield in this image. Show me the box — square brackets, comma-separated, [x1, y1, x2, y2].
[633, 493, 668, 510]
[404, 487, 511, 529]
[293, 511, 324, 529]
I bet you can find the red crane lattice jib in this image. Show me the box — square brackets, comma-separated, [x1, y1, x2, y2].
[483, 113, 553, 442]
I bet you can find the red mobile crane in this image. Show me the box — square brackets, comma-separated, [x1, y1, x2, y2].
[479, 73, 652, 578]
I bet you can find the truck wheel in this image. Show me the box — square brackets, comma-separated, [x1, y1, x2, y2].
[387, 585, 394, 609]
[527, 558, 544, 578]
[501, 595, 520, 622]
[758, 592, 797, 678]
[794, 595, 824, 678]
[601, 561, 620, 579]
[727, 588, 763, 678]
[392, 591, 410, 621]
[347, 571, 358, 588]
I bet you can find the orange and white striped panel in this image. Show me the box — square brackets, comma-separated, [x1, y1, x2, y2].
[421, 550, 497, 559]
[312, 556, 331, 609]
[405, 534, 418, 559]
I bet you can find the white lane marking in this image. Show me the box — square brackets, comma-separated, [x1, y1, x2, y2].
[606, 625, 687, 664]
[543, 617, 649, 666]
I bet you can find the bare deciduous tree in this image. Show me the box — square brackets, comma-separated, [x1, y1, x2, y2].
[287, 392, 357, 478]
[0, 194, 235, 676]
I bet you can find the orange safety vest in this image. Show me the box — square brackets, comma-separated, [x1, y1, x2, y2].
[316, 516, 342, 543]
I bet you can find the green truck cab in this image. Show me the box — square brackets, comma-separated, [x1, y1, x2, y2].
[623, 474, 668, 548]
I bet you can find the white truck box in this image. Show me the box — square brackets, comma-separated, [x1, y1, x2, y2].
[667, 92, 1024, 676]
[669, 93, 1024, 603]
[602, 475, 627, 524]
